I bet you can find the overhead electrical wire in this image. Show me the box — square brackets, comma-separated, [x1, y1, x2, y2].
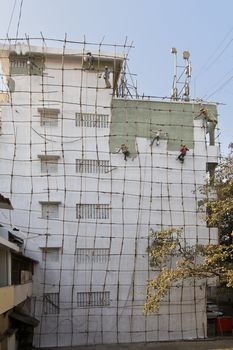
[6, 0, 18, 38]
[15, 0, 24, 44]
[194, 24, 233, 80]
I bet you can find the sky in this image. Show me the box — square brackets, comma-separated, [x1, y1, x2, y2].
[0, 0, 232, 154]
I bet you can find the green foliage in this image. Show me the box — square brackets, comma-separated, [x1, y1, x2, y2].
[145, 144, 233, 314]
[204, 144, 233, 240]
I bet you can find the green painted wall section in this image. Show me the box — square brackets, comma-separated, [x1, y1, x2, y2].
[109, 99, 217, 156]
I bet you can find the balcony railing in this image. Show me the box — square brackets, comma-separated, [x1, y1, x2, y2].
[0, 282, 32, 314]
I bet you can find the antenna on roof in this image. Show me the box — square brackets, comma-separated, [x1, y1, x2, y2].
[171, 48, 192, 102]
[171, 47, 178, 100]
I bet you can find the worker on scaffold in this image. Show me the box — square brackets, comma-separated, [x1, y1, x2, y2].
[117, 144, 130, 161]
[84, 52, 94, 70]
[103, 66, 111, 88]
[177, 144, 189, 163]
[150, 129, 162, 147]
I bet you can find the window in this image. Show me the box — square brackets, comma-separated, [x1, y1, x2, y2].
[76, 204, 110, 219]
[76, 248, 109, 263]
[10, 54, 44, 76]
[38, 155, 59, 173]
[38, 108, 60, 126]
[76, 159, 110, 174]
[77, 291, 110, 307]
[76, 113, 109, 128]
[43, 293, 59, 314]
[11, 254, 33, 285]
[40, 202, 60, 219]
[41, 247, 60, 262]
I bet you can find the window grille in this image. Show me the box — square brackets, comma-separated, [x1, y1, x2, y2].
[43, 293, 59, 314]
[10, 55, 44, 75]
[76, 248, 109, 263]
[77, 291, 110, 307]
[38, 108, 60, 126]
[41, 247, 60, 262]
[76, 204, 110, 219]
[38, 155, 59, 173]
[76, 113, 109, 128]
[76, 159, 110, 174]
[40, 202, 60, 219]
[10, 57, 28, 69]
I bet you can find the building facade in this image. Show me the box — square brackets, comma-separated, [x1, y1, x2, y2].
[0, 43, 219, 348]
[0, 226, 37, 350]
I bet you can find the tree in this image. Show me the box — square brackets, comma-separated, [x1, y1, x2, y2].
[144, 144, 233, 314]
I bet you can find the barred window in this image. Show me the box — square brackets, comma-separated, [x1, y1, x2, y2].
[39, 108, 60, 126]
[43, 293, 59, 314]
[76, 159, 110, 174]
[77, 291, 110, 307]
[11, 57, 28, 69]
[41, 247, 60, 262]
[76, 113, 109, 128]
[10, 55, 44, 76]
[76, 248, 109, 263]
[76, 204, 110, 219]
[38, 155, 59, 173]
[40, 202, 60, 219]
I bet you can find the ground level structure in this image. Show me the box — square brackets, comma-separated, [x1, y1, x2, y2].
[36, 337, 233, 350]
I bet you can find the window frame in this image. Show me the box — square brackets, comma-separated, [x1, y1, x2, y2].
[76, 248, 110, 263]
[77, 291, 110, 307]
[43, 292, 60, 314]
[75, 112, 109, 128]
[76, 159, 110, 174]
[38, 108, 60, 127]
[38, 155, 60, 173]
[41, 247, 61, 262]
[40, 201, 61, 219]
[76, 204, 110, 220]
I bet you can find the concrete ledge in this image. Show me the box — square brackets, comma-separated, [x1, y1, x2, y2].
[35, 337, 233, 350]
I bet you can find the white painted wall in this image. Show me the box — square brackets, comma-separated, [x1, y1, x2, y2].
[0, 47, 219, 347]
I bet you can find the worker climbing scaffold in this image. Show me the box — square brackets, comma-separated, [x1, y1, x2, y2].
[150, 129, 162, 147]
[177, 144, 189, 163]
[116, 144, 130, 161]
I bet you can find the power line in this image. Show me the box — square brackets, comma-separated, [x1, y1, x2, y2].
[205, 75, 233, 100]
[15, 0, 24, 44]
[194, 24, 233, 80]
[6, 0, 18, 38]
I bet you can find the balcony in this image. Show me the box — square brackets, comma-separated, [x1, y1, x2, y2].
[0, 282, 32, 314]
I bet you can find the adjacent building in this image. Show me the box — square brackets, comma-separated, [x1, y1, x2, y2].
[0, 43, 219, 348]
[0, 225, 38, 350]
